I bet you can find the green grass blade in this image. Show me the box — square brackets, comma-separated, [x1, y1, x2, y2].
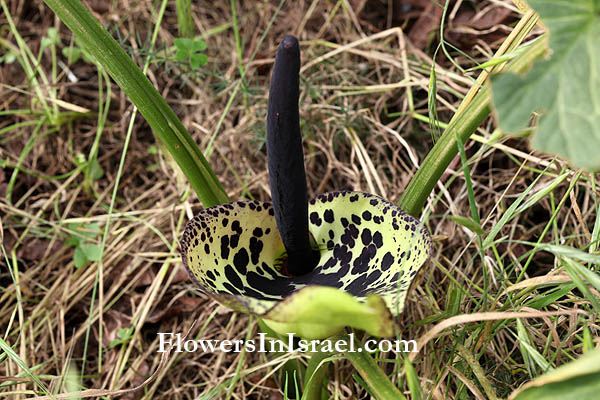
[0, 337, 52, 396]
[176, 0, 194, 37]
[404, 358, 423, 400]
[481, 180, 538, 250]
[455, 132, 480, 225]
[514, 172, 570, 215]
[42, 0, 229, 207]
[562, 257, 600, 313]
[337, 336, 406, 400]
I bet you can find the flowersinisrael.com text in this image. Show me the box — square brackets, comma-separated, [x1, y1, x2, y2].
[157, 332, 417, 353]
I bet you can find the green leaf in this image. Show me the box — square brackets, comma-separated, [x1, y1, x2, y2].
[492, 0, 600, 170]
[109, 327, 134, 348]
[73, 245, 87, 268]
[62, 46, 81, 63]
[562, 257, 600, 313]
[80, 243, 102, 262]
[74, 152, 86, 166]
[405, 358, 423, 400]
[67, 222, 101, 247]
[41, 27, 60, 48]
[175, 48, 188, 61]
[65, 236, 80, 247]
[85, 222, 101, 236]
[69, 222, 101, 239]
[190, 53, 208, 69]
[448, 215, 486, 236]
[88, 158, 104, 180]
[191, 39, 207, 52]
[174, 37, 193, 50]
[509, 348, 600, 400]
[0, 49, 17, 64]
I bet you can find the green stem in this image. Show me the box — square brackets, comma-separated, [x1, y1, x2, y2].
[43, 0, 229, 207]
[257, 320, 306, 398]
[332, 335, 406, 400]
[346, 351, 405, 400]
[303, 348, 332, 400]
[399, 88, 490, 217]
[399, 11, 544, 216]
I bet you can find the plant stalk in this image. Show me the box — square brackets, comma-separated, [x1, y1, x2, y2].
[302, 347, 331, 400]
[330, 334, 407, 400]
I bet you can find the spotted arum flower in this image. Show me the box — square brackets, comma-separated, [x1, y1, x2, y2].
[181, 35, 431, 339]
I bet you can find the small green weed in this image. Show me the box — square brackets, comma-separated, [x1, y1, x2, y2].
[174, 38, 208, 70]
[65, 222, 103, 268]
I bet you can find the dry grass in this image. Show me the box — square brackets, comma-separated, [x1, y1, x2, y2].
[1, 0, 598, 399]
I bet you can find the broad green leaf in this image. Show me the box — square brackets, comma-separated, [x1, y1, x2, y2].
[191, 40, 207, 52]
[73, 245, 87, 268]
[509, 348, 600, 400]
[88, 158, 104, 180]
[190, 53, 208, 69]
[62, 46, 81, 63]
[175, 48, 188, 61]
[80, 243, 102, 261]
[174, 37, 193, 50]
[492, 0, 600, 170]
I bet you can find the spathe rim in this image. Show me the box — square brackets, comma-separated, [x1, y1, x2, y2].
[181, 190, 431, 337]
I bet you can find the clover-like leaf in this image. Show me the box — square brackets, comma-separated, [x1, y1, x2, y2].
[191, 40, 207, 52]
[174, 37, 207, 69]
[62, 46, 81, 63]
[175, 48, 189, 61]
[492, 0, 600, 170]
[109, 327, 134, 348]
[174, 38, 191, 50]
[41, 27, 60, 48]
[80, 243, 102, 262]
[190, 53, 208, 69]
[68, 223, 102, 268]
[73, 245, 88, 268]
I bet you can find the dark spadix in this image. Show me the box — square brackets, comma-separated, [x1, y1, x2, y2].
[266, 35, 319, 276]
